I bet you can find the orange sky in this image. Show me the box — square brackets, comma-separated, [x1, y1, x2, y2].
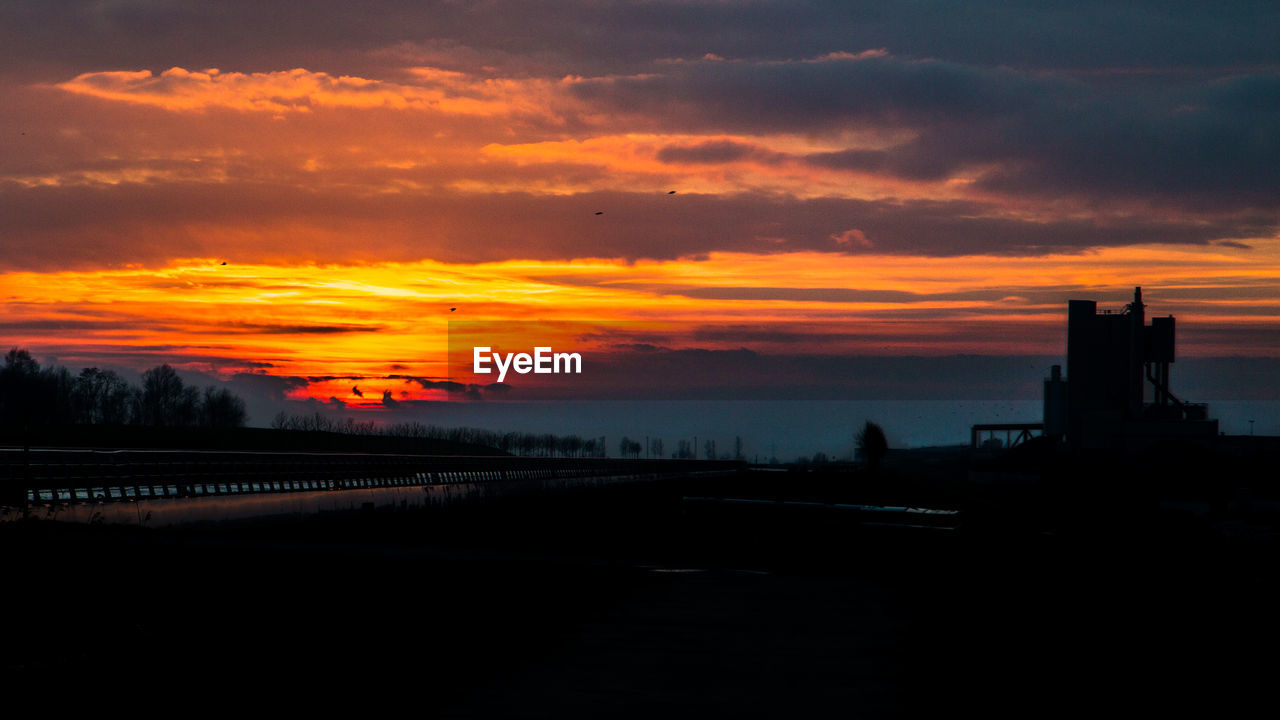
[4, 246, 1279, 406]
[1, 6, 1277, 413]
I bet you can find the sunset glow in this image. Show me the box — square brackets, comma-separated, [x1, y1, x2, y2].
[2, 2, 1277, 420]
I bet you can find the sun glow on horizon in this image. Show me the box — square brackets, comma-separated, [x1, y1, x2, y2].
[3, 242, 1278, 406]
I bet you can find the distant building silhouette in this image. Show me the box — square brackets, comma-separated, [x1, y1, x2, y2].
[1047, 287, 1217, 449]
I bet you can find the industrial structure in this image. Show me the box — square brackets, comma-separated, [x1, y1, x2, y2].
[1046, 287, 1217, 449]
[972, 287, 1219, 452]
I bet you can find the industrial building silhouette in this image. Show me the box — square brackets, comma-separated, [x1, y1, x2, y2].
[1046, 287, 1218, 449]
[972, 287, 1220, 451]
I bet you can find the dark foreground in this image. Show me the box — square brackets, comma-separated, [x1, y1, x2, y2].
[3, 479, 1277, 717]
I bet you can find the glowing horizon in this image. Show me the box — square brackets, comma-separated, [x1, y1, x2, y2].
[2, 3, 1277, 416]
[4, 244, 1278, 407]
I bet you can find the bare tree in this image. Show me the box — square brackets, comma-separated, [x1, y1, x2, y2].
[139, 364, 199, 427]
[71, 368, 132, 424]
[0, 348, 43, 424]
[200, 386, 247, 428]
[855, 421, 889, 470]
[0, 349, 74, 425]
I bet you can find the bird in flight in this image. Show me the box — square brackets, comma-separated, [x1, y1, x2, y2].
[594, 211, 604, 215]
[450, 307, 456, 312]
[352, 385, 363, 398]
[220, 261, 226, 266]
[667, 190, 676, 194]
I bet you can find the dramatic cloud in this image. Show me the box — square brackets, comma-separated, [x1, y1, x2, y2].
[571, 53, 1280, 209]
[56, 66, 561, 117]
[1, 1, 1277, 416]
[3, 184, 1274, 271]
[4, 2, 1277, 78]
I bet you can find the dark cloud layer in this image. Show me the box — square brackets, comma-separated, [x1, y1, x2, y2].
[2, 184, 1271, 270]
[657, 140, 781, 165]
[577, 54, 1280, 209]
[1, 2, 1276, 264]
[2, 1, 1276, 79]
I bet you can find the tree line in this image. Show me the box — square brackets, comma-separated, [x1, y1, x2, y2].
[269, 412, 745, 460]
[0, 348, 246, 429]
[270, 411, 610, 457]
[3, 346, 792, 460]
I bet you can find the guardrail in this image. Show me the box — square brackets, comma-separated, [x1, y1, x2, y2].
[0, 448, 743, 507]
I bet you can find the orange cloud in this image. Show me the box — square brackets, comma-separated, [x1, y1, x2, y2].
[54, 66, 562, 117]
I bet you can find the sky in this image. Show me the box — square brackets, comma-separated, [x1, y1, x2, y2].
[1, 1, 1278, 440]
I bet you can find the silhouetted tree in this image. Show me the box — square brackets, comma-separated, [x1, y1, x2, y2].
[617, 436, 643, 458]
[0, 349, 76, 425]
[260, 412, 635, 458]
[200, 386, 247, 428]
[139, 364, 199, 427]
[2, 350, 249, 431]
[47, 365, 74, 424]
[538, 433, 556, 456]
[500, 431, 520, 454]
[71, 368, 132, 425]
[855, 421, 889, 470]
[1, 348, 39, 377]
[0, 348, 44, 424]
